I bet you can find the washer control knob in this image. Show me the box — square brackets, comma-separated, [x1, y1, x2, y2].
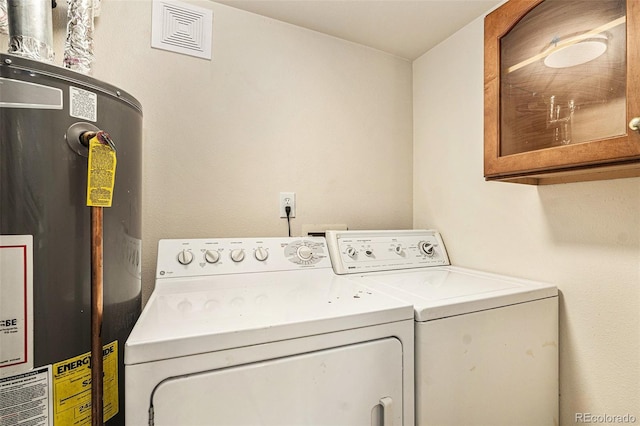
[346, 247, 358, 259]
[296, 245, 313, 261]
[364, 249, 374, 257]
[394, 245, 404, 255]
[230, 248, 245, 262]
[177, 249, 194, 265]
[255, 247, 269, 261]
[204, 249, 220, 264]
[419, 241, 436, 257]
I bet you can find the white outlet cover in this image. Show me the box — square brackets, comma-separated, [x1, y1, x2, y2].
[279, 192, 296, 218]
[151, 0, 213, 60]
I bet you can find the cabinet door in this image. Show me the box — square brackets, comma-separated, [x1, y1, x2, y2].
[151, 338, 403, 426]
[484, 0, 640, 184]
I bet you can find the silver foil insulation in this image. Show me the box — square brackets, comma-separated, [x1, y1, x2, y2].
[64, 0, 94, 74]
[6, 0, 55, 62]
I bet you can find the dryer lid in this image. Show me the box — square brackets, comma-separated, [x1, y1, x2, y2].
[125, 269, 413, 365]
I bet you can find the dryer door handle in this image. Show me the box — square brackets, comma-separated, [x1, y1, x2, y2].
[380, 396, 393, 425]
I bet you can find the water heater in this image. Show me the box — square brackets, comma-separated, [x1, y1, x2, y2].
[0, 53, 141, 426]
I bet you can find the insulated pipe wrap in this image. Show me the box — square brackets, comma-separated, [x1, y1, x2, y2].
[64, 0, 94, 74]
[6, 0, 54, 62]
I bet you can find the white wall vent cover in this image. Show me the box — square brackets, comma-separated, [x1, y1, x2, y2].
[151, 0, 213, 60]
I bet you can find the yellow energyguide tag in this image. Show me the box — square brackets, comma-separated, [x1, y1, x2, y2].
[52, 341, 119, 425]
[86, 134, 116, 207]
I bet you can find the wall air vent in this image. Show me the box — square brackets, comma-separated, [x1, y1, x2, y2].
[151, 0, 213, 60]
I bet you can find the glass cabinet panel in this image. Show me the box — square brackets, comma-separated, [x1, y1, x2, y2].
[484, 0, 640, 184]
[500, 0, 626, 156]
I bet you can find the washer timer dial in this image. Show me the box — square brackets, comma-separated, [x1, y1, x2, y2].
[418, 241, 436, 257]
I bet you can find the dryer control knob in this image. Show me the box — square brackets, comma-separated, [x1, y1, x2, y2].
[296, 245, 313, 261]
[346, 247, 357, 259]
[204, 250, 220, 264]
[419, 241, 436, 257]
[177, 249, 194, 265]
[394, 245, 404, 255]
[255, 247, 269, 261]
[230, 249, 245, 262]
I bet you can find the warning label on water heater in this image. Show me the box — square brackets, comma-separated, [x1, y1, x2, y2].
[69, 86, 97, 122]
[0, 366, 53, 425]
[0, 235, 34, 378]
[52, 341, 119, 425]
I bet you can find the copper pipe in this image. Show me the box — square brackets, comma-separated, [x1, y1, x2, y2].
[91, 206, 104, 426]
[79, 131, 96, 148]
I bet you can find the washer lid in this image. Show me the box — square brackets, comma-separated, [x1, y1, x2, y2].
[125, 269, 413, 365]
[354, 266, 558, 321]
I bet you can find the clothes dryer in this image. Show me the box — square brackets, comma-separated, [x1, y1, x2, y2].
[125, 237, 414, 425]
[326, 230, 558, 426]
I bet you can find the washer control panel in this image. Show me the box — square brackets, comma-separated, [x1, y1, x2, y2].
[326, 229, 450, 274]
[157, 237, 329, 279]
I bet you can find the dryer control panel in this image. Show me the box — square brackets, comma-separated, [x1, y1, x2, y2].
[156, 237, 330, 279]
[326, 229, 450, 274]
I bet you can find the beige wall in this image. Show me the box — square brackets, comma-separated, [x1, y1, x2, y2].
[1, 0, 413, 303]
[413, 14, 640, 425]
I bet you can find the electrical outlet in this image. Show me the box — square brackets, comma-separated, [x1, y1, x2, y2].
[279, 192, 296, 218]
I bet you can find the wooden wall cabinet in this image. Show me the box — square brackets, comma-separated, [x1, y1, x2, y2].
[484, 0, 640, 184]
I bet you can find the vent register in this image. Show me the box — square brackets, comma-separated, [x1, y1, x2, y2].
[151, 0, 213, 60]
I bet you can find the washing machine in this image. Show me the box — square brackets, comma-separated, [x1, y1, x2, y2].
[125, 236, 415, 426]
[326, 230, 559, 426]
